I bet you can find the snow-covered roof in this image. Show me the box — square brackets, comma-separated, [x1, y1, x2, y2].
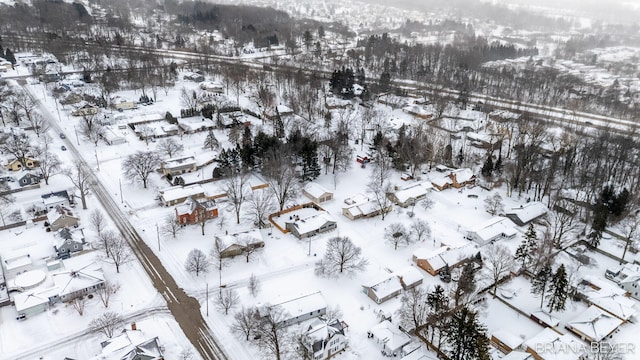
[501, 351, 534, 360]
[3, 254, 32, 271]
[492, 329, 524, 349]
[578, 276, 636, 321]
[52, 259, 105, 298]
[413, 243, 479, 272]
[177, 117, 216, 132]
[159, 184, 207, 204]
[369, 320, 411, 352]
[394, 266, 423, 287]
[393, 182, 432, 204]
[270, 291, 327, 322]
[524, 328, 583, 360]
[451, 168, 475, 183]
[303, 182, 332, 199]
[506, 202, 548, 225]
[468, 217, 517, 243]
[430, 175, 453, 188]
[126, 113, 164, 126]
[530, 311, 560, 327]
[14, 287, 58, 313]
[566, 305, 623, 342]
[97, 329, 162, 360]
[102, 126, 126, 143]
[162, 155, 196, 170]
[364, 274, 403, 299]
[286, 211, 335, 235]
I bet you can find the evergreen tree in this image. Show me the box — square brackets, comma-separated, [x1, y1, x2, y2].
[379, 71, 391, 92]
[300, 137, 320, 181]
[588, 207, 607, 248]
[4, 48, 16, 65]
[446, 307, 490, 360]
[481, 152, 493, 177]
[547, 264, 568, 313]
[457, 147, 464, 166]
[494, 152, 503, 174]
[317, 25, 325, 38]
[439, 264, 451, 283]
[531, 264, 552, 308]
[303, 30, 313, 50]
[515, 224, 538, 268]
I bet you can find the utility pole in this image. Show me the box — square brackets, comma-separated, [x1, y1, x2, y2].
[74, 125, 80, 145]
[206, 282, 209, 316]
[119, 178, 123, 203]
[156, 223, 160, 252]
[95, 149, 100, 171]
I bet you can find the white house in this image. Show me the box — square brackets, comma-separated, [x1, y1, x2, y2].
[101, 125, 127, 145]
[362, 273, 403, 304]
[565, 305, 623, 343]
[285, 211, 337, 239]
[467, 217, 517, 245]
[576, 276, 636, 321]
[302, 182, 334, 203]
[367, 320, 411, 357]
[261, 291, 327, 327]
[388, 182, 433, 207]
[524, 328, 584, 360]
[505, 202, 548, 226]
[301, 317, 348, 360]
[95, 328, 164, 360]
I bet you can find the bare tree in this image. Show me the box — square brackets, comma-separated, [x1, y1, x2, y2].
[484, 192, 504, 215]
[241, 236, 261, 263]
[97, 281, 120, 308]
[618, 214, 640, 264]
[28, 112, 49, 138]
[315, 236, 368, 277]
[216, 288, 240, 315]
[35, 149, 61, 185]
[546, 204, 579, 249]
[232, 306, 259, 341]
[257, 305, 290, 360]
[90, 209, 107, 236]
[1, 135, 32, 168]
[136, 125, 155, 145]
[64, 160, 91, 210]
[224, 171, 249, 224]
[385, 222, 411, 250]
[484, 243, 517, 296]
[103, 232, 133, 273]
[184, 248, 211, 277]
[396, 287, 429, 332]
[156, 138, 184, 158]
[410, 219, 432, 243]
[89, 311, 125, 338]
[180, 87, 198, 111]
[179, 348, 196, 360]
[78, 118, 104, 146]
[14, 91, 37, 124]
[420, 196, 435, 211]
[122, 151, 161, 189]
[245, 190, 275, 228]
[367, 180, 393, 221]
[71, 296, 86, 316]
[248, 273, 261, 297]
[263, 158, 298, 211]
[161, 214, 184, 239]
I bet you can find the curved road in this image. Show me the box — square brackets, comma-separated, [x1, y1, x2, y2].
[23, 83, 228, 360]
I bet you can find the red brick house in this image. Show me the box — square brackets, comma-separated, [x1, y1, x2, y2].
[175, 197, 218, 224]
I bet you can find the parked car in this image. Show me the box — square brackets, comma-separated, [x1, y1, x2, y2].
[61, 145, 67, 151]
[16, 313, 26, 320]
[59, 133, 66, 139]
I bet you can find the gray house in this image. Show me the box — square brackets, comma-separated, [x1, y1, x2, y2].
[54, 228, 85, 259]
[19, 173, 41, 187]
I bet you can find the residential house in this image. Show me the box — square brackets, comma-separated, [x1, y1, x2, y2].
[402, 104, 433, 120]
[159, 184, 207, 206]
[413, 243, 479, 276]
[220, 241, 265, 258]
[174, 197, 218, 225]
[110, 96, 136, 111]
[501, 352, 534, 360]
[54, 228, 85, 259]
[6, 157, 39, 171]
[285, 212, 337, 239]
[575, 276, 636, 321]
[362, 274, 403, 304]
[2, 253, 33, 278]
[71, 104, 99, 117]
[614, 265, 640, 301]
[524, 328, 583, 360]
[18, 173, 41, 187]
[301, 317, 348, 360]
[97, 327, 164, 360]
[302, 182, 334, 203]
[50, 260, 105, 302]
[199, 81, 224, 93]
[13, 288, 57, 316]
[184, 72, 205, 82]
[491, 329, 524, 354]
[46, 206, 79, 232]
[0, 58, 12, 71]
[324, 97, 352, 110]
[42, 190, 71, 210]
[565, 306, 623, 343]
[101, 126, 127, 145]
[529, 311, 560, 328]
[218, 229, 265, 258]
[467, 217, 517, 245]
[367, 320, 411, 357]
[387, 182, 433, 207]
[395, 266, 423, 290]
[40, 71, 60, 83]
[177, 117, 217, 134]
[342, 195, 392, 220]
[264, 105, 294, 120]
[260, 291, 327, 327]
[505, 202, 548, 226]
[449, 168, 476, 188]
[160, 156, 197, 176]
[430, 175, 453, 191]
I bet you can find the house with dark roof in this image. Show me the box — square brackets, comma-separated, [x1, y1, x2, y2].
[18, 173, 41, 187]
[46, 206, 79, 232]
[54, 228, 85, 259]
[98, 327, 164, 360]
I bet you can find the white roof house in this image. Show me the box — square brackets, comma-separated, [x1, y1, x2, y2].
[388, 182, 433, 207]
[177, 117, 216, 133]
[14, 287, 58, 315]
[362, 273, 403, 304]
[492, 329, 524, 353]
[505, 202, 548, 226]
[413, 243, 479, 275]
[577, 276, 636, 321]
[565, 305, 623, 343]
[467, 217, 517, 245]
[342, 198, 392, 220]
[160, 155, 198, 176]
[368, 320, 411, 357]
[285, 211, 337, 239]
[158, 184, 207, 206]
[102, 125, 127, 145]
[302, 182, 333, 203]
[394, 266, 423, 290]
[262, 291, 328, 327]
[95, 329, 163, 360]
[524, 328, 584, 360]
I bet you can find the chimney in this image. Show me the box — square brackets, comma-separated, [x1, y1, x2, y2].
[131, 322, 137, 331]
